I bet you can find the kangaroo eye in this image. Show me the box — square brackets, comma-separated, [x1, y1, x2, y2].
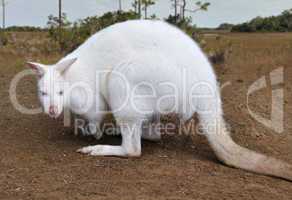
[59, 91, 64, 95]
[40, 91, 47, 96]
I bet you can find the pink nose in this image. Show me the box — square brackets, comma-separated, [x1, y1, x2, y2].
[49, 106, 58, 116]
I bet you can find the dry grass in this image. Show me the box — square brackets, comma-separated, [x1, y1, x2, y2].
[1, 31, 292, 200]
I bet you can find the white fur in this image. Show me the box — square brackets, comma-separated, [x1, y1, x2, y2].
[30, 20, 227, 156]
[28, 20, 292, 181]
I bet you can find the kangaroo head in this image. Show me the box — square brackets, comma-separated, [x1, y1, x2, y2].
[27, 58, 77, 118]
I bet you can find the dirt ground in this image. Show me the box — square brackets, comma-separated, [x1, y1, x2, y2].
[1, 32, 292, 200]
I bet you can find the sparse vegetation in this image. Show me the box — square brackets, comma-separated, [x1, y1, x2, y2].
[47, 10, 211, 55]
[1, 1, 212, 55]
[217, 23, 234, 31]
[231, 9, 292, 32]
[4, 26, 45, 32]
[47, 11, 140, 53]
[204, 35, 233, 65]
[141, 0, 156, 19]
[0, 31, 8, 46]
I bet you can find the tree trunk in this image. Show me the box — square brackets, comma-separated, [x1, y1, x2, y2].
[144, 4, 147, 19]
[138, 0, 142, 18]
[174, 0, 177, 23]
[58, 0, 62, 28]
[181, 0, 186, 20]
[134, 1, 137, 13]
[58, 0, 63, 51]
[118, 0, 122, 12]
[174, 0, 177, 16]
[2, 0, 5, 29]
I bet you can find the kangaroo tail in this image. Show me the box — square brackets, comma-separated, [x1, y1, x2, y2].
[202, 116, 292, 181]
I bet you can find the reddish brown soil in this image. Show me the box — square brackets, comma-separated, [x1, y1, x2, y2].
[1, 33, 292, 200]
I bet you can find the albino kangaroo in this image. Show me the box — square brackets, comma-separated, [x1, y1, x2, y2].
[27, 20, 292, 181]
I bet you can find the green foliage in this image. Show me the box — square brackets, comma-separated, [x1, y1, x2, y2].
[47, 11, 139, 53]
[47, 13, 74, 52]
[4, 26, 45, 32]
[46, 0, 211, 53]
[217, 23, 234, 31]
[195, 1, 211, 11]
[142, 0, 155, 6]
[232, 9, 292, 32]
[141, 0, 156, 18]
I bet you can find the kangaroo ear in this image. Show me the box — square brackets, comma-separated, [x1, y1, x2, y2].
[27, 62, 46, 77]
[56, 58, 77, 75]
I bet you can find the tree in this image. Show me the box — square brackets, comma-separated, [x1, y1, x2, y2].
[249, 16, 264, 32]
[132, 1, 138, 13]
[231, 9, 292, 32]
[132, 0, 142, 18]
[1, 0, 7, 29]
[58, 0, 63, 45]
[217, 23, 234, 31]
[170, 0, 179, 23]
[118, 0, 122, 12]
[142, 0, 156, 19]
[47, 11, 140, 53]
[58, 0, 62, 28]
[47, 13, 72, 52]
[180, 0, 186, 20]
[179, 0, 210, 20]
[174, 0, 178, 17]
[138, 0, 142, 18]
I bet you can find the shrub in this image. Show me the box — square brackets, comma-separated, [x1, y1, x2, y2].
[217, 23, 234, 31]
[207, 37, 233, 65]
[231, 9, 292, 32]
[0, 31, 8, 46]
[5, 26, 45, 32]
[47, 11, 139, 53]
[47, 11, 219, 62]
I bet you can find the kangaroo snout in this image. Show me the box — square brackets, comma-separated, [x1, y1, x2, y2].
[49, 105, 58, 116]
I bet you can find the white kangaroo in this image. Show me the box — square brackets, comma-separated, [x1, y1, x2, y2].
[27, 20, 292, 181]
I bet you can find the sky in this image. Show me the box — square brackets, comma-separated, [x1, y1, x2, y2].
[2, 0, 292, 28]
